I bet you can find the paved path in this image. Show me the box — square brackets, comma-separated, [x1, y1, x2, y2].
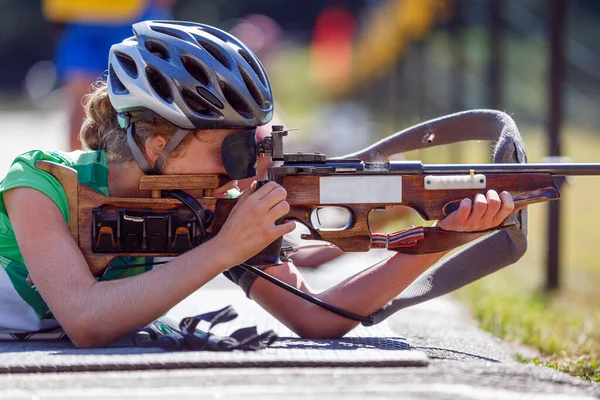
[0, 110, 598, 399]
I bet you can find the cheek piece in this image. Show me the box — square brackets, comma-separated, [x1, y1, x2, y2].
[221, 129, 259, 180]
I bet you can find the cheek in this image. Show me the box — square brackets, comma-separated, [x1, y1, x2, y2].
[184, 153, 224, 174]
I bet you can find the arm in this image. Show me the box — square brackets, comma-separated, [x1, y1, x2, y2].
[5, 187, 230, 348]
[249, 190, 514, 338]
[250, 251, 449, 338]
[4, 181, 294, 348]
[287, 246, 344, 269]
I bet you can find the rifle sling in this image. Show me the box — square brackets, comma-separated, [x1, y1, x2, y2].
[373, 226, 507, 255]
[363, 109, 529, 325]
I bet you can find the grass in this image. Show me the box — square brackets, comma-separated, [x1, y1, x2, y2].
[455, 278, 600, 382]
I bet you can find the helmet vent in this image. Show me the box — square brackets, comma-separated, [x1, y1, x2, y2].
[181, 54, 210, 86]
[194, 36, 231, 69]
[238, 65, 265, 109]
[196, 26, 230, 43]
[220, 81, 252, 120]
[181, 87, 219, 117]
[145, 39, 170, 61]
[196, 87, 224, 109]
[114, 52, 138, 79]
[109, 65, 129, 95]
[150, 25, 184, 40]
[238, 49, 266, 87]
[145, 66, 173, 103]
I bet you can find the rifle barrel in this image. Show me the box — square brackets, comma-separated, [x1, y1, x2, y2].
[418, 163, 600, 176]
[277, 160, 600, 176]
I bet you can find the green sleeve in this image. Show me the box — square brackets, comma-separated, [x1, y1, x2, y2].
[0, 150, 71, 226]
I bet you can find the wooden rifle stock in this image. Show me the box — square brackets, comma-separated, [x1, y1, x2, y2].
[37, 159, 563, 276]
[36, 160, 237, 276]
[281, 173, 559, 251]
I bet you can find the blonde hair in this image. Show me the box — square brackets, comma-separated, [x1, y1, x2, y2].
[79, 80, 197, 163]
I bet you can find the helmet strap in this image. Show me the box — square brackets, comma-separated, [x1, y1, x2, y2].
[119, 111, 191, 175]
[126, 124, 156, 174]
[154, 128, 191, 172]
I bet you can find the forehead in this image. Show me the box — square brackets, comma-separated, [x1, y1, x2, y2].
[194, 129, 243, 144]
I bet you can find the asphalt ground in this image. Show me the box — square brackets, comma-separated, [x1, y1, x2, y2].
[0, 110, 598, 399]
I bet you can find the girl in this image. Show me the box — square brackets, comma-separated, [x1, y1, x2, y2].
[0, 20, 514, 348]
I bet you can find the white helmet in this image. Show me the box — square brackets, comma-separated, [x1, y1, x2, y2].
[106, 20, 274, 173]
[108, 20, 273, 129]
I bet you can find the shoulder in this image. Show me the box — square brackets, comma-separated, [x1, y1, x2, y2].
[4, 149, 103, 169]
[0, 149, 107, 221]
[1, 150, 68, 191]
[1, 149, 105, 187]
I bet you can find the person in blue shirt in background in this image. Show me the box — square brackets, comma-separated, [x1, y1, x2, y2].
[43, 0, 176, 150]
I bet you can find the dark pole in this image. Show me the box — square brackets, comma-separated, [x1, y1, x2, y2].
[415, 42, 426, 118]
[546, 0, 567, 291]
[449, 2, 464, 164]
[450, 1, 465, 114]
[488, 0, 503, 110]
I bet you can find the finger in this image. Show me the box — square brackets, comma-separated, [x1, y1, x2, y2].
[229, 182, 256, 213]
[480, 190, 502, 224]
[254, 181, 282, 200]
[454, 197, 473, 221]
[273, 220, 296, 237]
[267, 200, 291, 223]
[465, 193, 488, 227]
[239, 181, 257, 200]
[258, 185, 288, 210]
[492, 191, 515, 225]
[214, 180, 238, 198]
[437, 197, 472, 230]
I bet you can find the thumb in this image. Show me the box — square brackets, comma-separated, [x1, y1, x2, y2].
[238, 181, 257, 201]
[438, 197, 472, 230]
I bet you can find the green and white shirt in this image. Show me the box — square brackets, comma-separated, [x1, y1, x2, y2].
[0, 150, 151, 338]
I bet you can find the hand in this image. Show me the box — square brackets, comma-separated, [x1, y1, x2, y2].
[212, 181, 295, 266]
[436, 190, 515, 232]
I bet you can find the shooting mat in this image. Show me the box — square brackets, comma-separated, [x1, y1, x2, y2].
[0, 270, 428, 373]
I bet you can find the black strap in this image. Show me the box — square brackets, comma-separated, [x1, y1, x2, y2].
[131, 305, 277, 351]
[240, 263, 374, 325]
[164, 189, 213, 244]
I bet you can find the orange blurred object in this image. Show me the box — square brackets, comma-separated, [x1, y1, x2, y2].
[42, 0, 148, 23]
[310, 7, 356, 93]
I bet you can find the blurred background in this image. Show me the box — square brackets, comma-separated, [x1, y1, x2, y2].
[0, 0, 598, 380]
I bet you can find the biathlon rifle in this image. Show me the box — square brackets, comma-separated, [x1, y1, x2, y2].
[36, 121, 600, 278]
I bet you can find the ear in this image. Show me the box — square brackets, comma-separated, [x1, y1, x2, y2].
[144, 135, 167, 163]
